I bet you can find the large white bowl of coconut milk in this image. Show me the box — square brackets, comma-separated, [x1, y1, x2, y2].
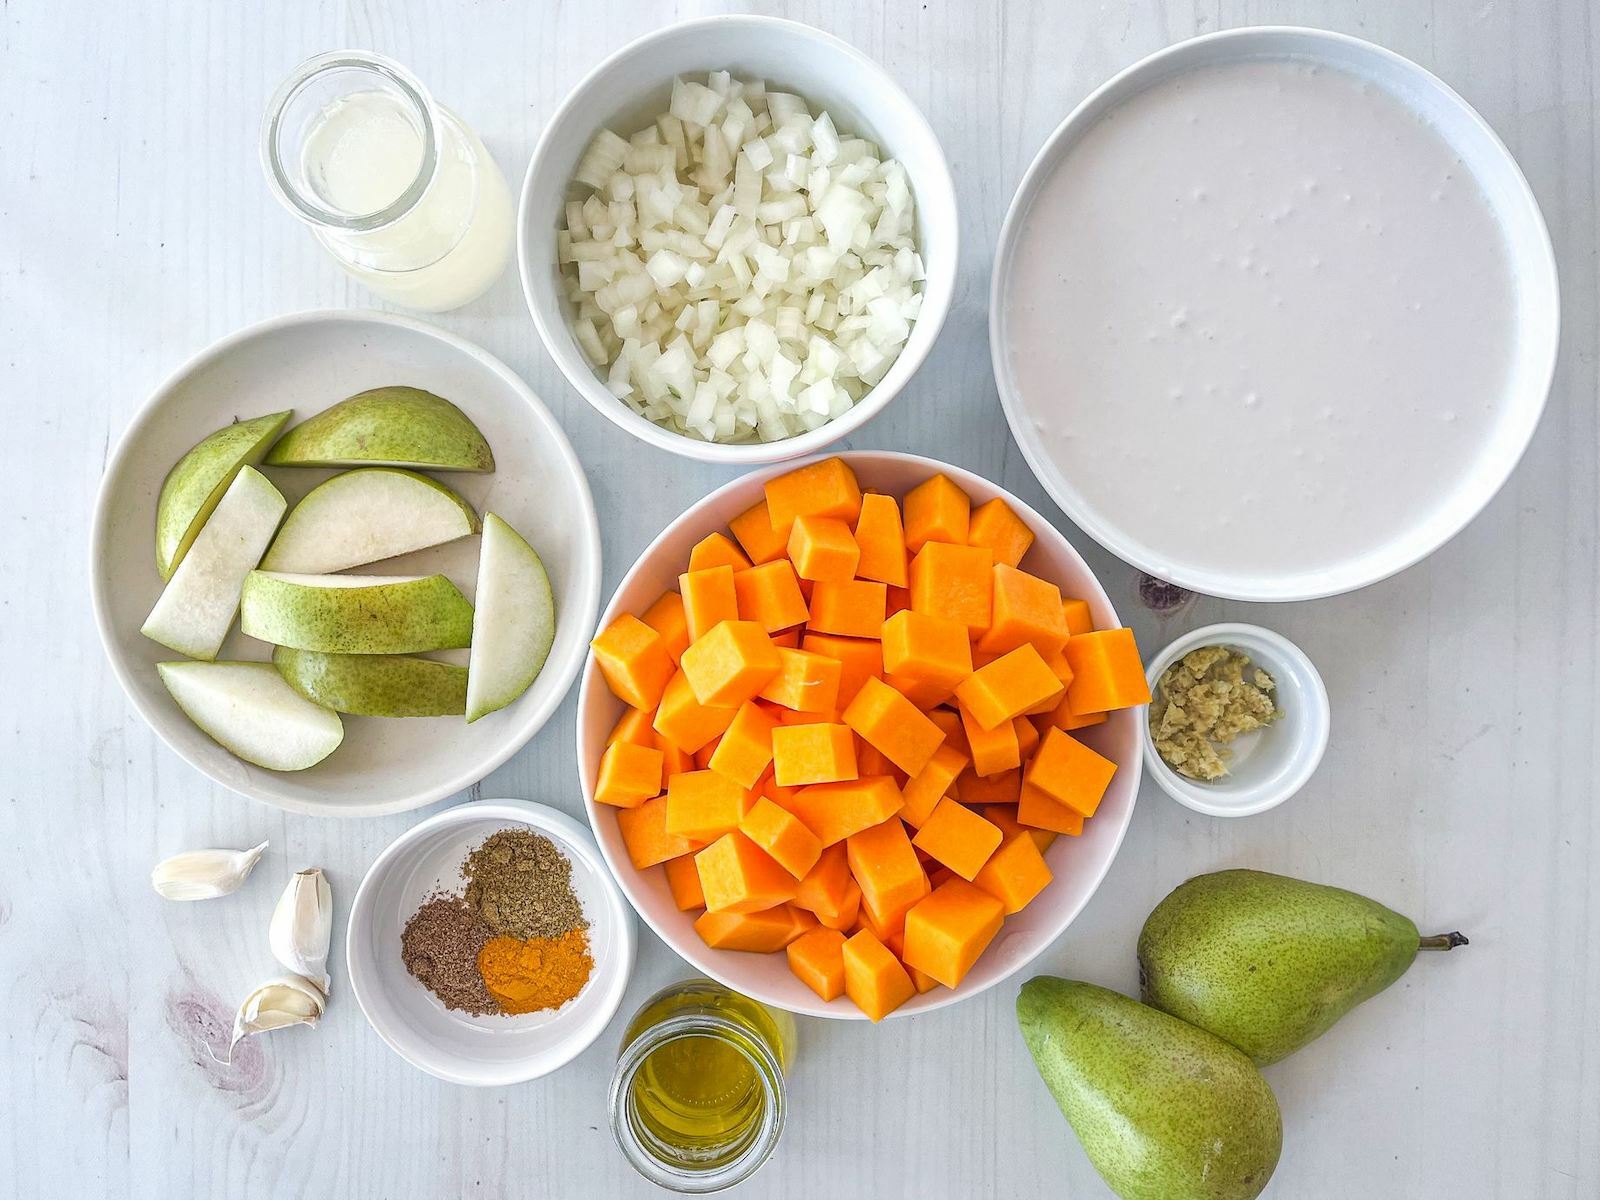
[991, 27, 1558, 601]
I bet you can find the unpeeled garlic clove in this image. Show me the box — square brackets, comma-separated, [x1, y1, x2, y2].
[227, 973, 326, 1054]
[151, 841, 269, 901]
[269, 867, 332, 994]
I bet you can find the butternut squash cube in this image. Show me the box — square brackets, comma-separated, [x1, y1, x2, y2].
[1061, 597, 1095, 636]
[806, 578, 887, 639]
[842, 928, 916, 1021]
[695, 904, 808, 952]
[1025, 727, 1118, 818]
[641, 590, 691, 664]
[764, 457, 863, 532]
[912, 797, 1004, 881]
[899, 743, 969, 828]
[787, 515, 860, 582]
[903, 473, 971, 552]
[1063, 627, 1152, 714]
[853, 492, 909, 587]
[966, 497, 1035, 569]
[787, 926, 847, 1001]
[664, 769, 754, 841]
[954, 644, 1065, 730]
[688, 531, 752, 573]
[759, 647, 842, 713]
[801, 634, 883, 706]
[909, 541, 993, 634]
[707, 701, 778, 789]
[616, 795, 701, 869]
[740, 795, 824, 879]
[973, 833, 1053, 914]
[881, 609, 973, 702]
[679, 565, 740, 643]
[958, 699, 1021, 776]
[1017, 782, 1085, 836]
[680, 619, 782, 707]
[902, 878, 1005, 989]
[847, 817, 929, 924]
[652, 670, 739, 753]
[977, 565, 1069, 657]
[594, 741, 665, 809]
[591, 614, 675, 711]
[771, 722, 858, 787]
[733, 559, 810, 632]
[729, 499, 790, 565]
[842, 676, 946, 776]
[787, 775, 905, 846]
[792, 842, 853, 919]
[664, 854, 707, 911]
[695, 830, 799, 913]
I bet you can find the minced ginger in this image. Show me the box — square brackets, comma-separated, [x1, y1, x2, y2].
[1150, 645, 1280, 781]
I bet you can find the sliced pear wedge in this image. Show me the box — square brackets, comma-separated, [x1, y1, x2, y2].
[265, 387, 494, 472]
[273, 646, 468, 717]
[158, 661, 343, 771]
[465, 513, 556, 723]
[241, 571, 474, 654]
[155, 410, 291, 579]
[261, 468, 479, 574]
[142, 467, 286, 660]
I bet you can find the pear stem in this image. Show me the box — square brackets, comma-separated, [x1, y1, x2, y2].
[1418, 931, 1468, 950]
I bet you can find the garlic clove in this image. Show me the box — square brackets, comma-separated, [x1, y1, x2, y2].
[269, 867, 333, 994]
[228, 973, 326, 1054]
[151, 841, 269, 901]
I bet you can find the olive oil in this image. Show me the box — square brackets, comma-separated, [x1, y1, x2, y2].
[610, 979, 794, 1190]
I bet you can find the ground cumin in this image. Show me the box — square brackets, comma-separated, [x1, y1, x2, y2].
[476, 930, 594, 1014]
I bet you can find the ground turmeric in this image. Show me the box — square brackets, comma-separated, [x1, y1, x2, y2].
[476, 930, 594, 1014]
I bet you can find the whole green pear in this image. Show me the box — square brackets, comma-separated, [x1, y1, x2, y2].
[1138, 869, 1467, 1065]
[1017, 978, 1281, 1200]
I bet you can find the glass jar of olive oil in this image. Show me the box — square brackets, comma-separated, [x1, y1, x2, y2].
[609, 979, 796, 1193]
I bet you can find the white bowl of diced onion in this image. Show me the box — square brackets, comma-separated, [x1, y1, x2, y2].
[519, 15, 958, 462]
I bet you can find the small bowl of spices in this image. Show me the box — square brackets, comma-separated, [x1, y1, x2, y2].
[1141, 623, 1329, 818]
[346, 799, 635, 1085]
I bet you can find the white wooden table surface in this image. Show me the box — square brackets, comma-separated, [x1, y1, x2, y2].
[3, 1, 1596, 1196]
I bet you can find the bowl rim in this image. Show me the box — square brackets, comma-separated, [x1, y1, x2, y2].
[576, 449, 1143, 1018]
[988, 24, 1561, 602]
[1139, 621, 1331, 817]
[517, 13, 960, 465]
[88, 308, 603, 818]
[344, 797, 637, 1086]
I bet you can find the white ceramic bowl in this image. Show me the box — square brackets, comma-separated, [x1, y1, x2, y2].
[346, 799, 635, 1085]
[90, 311, 602, 817]
[577, 451, 1143, 1018]
[990, 26, 1559, 601]
[519, 15, 958, 464]
[1141, 623, 1329, 817]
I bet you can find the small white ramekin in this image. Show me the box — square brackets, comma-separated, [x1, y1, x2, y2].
[1141, 623, 1329, 818]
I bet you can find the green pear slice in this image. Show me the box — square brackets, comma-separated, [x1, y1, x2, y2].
[273, 646, 468, 717]
[155, 410, 292, 579]
[158, 661, 344, 771]
[261, 468, 479, 573]
[141, 467, 287, 660]
[241, 571, 473, 653]
[465, 513, 556, 723]
[265, 387, 494, 472]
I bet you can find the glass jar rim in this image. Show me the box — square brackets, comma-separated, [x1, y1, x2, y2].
[608, 1011, 787, 1194]
[260, 49, 440, 233]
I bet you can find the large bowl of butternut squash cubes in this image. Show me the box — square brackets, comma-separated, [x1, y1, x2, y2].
[578, 453, 1150, 1019]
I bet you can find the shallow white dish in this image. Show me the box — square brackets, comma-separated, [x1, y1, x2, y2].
[346, 799, 635, 1086]
[90, 310, 602, 817]
[990, 27, 1558, 601]
[1141, 623, 1329, 817]
[519, 15, 959, 465]
[577, 451, 1143, 1019]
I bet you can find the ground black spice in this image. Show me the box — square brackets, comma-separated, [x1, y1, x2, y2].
[462, 829, 588, 941]
[400, 895, 498, 1016]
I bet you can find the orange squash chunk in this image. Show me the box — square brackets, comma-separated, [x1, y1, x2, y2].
[592, 615, 675, 710]
[693, 737, 722, 771]
[1064, 627, 1152, 714]
[807, 578, 887, 639]
[843, 676, 946, 776]
[733, 559, 810, 632]
[1040, 696, 1109, 733]
[787, 775, 904, 846]
[680, 619, 781, 707]
[641, 590, 691, 664]
[695, 830, 800, 913]
[967, 497, 1035, 569]
[977, 565, 1068, 657]
[853, 492, 908, 587]
[617, 795, 701, 869]
[847, 817, 929, 923]
[653, 670, 739, 753]
[908, 963, 942, 994]
[902, 878, 1005, 989]
[654, 725, 696, 777]
[899, 743, 969, 828]
[665, 769, 754, 841]
[954, 644, 1064, 730]
[881, 609, 972, 703]
[842, 928, 916, 1021]
[855, 889, 909, 957]
[909, 541, 993, 634]
[1061, 597, 1095, 636]
[984, 803, 1056, 853]
[1014, 714, 1041, 759]
[759, 647, 842, 713]
[764, 457, 863, 533]
[1026, 727, 1117, 818]
[595, 741, 665, 808]
[777, 706, 841, 727]
[903, 473, 971, 552]
[665, 854, 707, 910]
[688, 531, 752, 573]
[740, 795, 824, 879]
[792, 842, 853, 919]
[816, 878, 862, 931]
[955, 767, 1020, 806]
[695, 904, 808, 952]
[852, 738, 898, 780]
[787, 515, 860, 582]
[729, 499, 790, 565]
[787, 926, 847, 1001]
[771, 722, 857, 787]
[913, 797, 1004, 881]
[607, 706, 656, 748]
[801, 634, 883, 706]
[973, 833, 1053, 914]
[927, 707, 969, 756]
[1025, 649, 1076, 715]
[708, 701, 778, 789]
[958, 699, 1021, 776]
[1017, 782, 1085, 836]
[679, 565, 740, 643]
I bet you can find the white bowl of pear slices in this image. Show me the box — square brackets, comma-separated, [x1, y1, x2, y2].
[92, 310, 602, 817]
